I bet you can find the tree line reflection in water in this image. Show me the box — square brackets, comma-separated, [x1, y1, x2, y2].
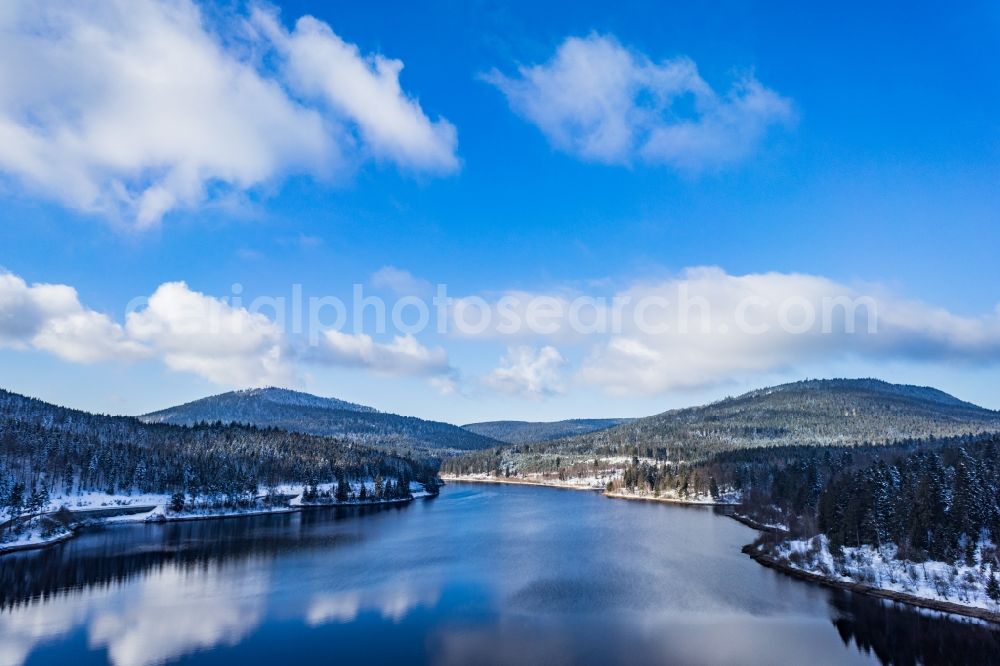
[0, 495, 998, 666]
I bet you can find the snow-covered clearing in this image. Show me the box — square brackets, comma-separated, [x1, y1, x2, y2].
[5, 489, 172, 517]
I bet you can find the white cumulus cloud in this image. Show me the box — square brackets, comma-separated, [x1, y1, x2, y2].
[318, 330, 451, 377]
[440, 267, 1000, 397]
[573, 268, 1000, 395]
[125, 281, 295, 387]
[251, 8, 459, 173]
[8, 267, 1000, 400]
[0, 0, 458, 227]
[483, 346, 566, 398]
[485, 33, 794, 170]
[0, 271, 146, 363]
[0, 269, 459, 388]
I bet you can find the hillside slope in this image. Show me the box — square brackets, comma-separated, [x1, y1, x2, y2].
[141, 387, 375, 423]
[462, 418, 633, 444]
[560, 379, 1000, 457]
[444, 379, 1000, 475]
[141, 387, 499, 454]
[0, 388, 436, 500]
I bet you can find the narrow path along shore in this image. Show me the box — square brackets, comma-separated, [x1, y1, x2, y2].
[728, 512, 789, 533]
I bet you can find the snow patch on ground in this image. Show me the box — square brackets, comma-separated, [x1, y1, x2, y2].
[42, 490, 171, 513]
[103, 503, 297, 524]
[733, 512, 789, 531]
[0, 524, 72, 552]
[608, 486, 742, 505]
[766, 535, 1000, 612]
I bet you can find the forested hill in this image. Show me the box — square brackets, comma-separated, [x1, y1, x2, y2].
[142, 387, 376, 421]
[468, 379, 1000, 465]
[141, 387, 500, 454]
[462, 418, 633, 444]
[0, 388, 437, 499]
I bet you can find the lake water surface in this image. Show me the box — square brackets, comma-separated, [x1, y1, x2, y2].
[2, 482, 998, 666]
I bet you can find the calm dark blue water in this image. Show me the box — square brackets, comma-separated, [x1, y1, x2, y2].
[1, 482, 998, 666]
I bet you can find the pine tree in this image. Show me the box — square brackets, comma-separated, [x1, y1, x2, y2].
[951, 448, 979, 548]
[987, 568, 1000, 606]
[26, 487, 45, 526]
[335, 472, 350, 503]
[396, 477, 410, 498]
[909, 454, 949, 559]
[63, 463, 74, 496]
[7, 482, 24, 518]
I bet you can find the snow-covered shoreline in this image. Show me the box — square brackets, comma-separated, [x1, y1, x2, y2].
[730, 512, 790, 533]
[0, 528, 75, 553]
[443, 473, 741, 506]
[604, 490, 739, 507]
[1, 482, 438, 555]
[442, 474, 604, 492]
[745, 537, 1000, 624]
[100, 503, 298, 525]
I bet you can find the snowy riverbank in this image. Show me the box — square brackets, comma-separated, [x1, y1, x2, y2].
[747, 535, 1000, 623]
[443, 473, 741, 506]
[1, 480, 438, 554]
[0, 522, 74, 553]
[441, 473, 605, 491]
[101, 503, 299, 524]
[604, 490, 740, 506]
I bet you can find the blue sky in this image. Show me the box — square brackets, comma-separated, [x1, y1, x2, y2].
[0, 0, 998, 422]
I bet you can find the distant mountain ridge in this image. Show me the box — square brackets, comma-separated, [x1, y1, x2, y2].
[445, 379, 1000, 475]
[141, 387, 500, 454]
[142, 387, 377, 422]
[462, 418, 634, 444]
[554, 378, 1000, 458]
[735, 378, 980, 410]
